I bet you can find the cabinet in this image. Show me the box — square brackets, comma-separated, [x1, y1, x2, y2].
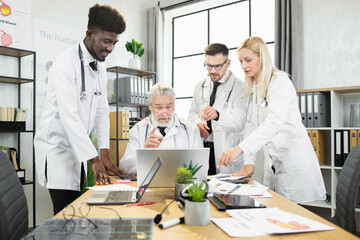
[106, 66, 156, 166]
[0, 45, 36, 227]
[297, 86, 360, 222]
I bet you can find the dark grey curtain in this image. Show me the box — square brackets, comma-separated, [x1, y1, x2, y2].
[275, 0, 292, 75]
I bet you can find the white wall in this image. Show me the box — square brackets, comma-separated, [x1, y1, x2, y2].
[294, 0, 360, 90]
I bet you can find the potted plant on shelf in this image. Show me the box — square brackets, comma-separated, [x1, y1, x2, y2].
[174, 167, 192, 200]
[125, 38, 144, 69]
[183, 181, 210, 226]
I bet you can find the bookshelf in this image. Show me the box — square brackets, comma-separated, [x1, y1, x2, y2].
[297, 86, 360, 222]
[106, 66, 156, 166]
[0, 45, 36, 227]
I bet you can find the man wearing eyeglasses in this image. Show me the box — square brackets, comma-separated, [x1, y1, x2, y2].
[189, 43, 248, 175]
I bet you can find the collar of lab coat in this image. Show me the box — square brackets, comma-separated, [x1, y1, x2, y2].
[146, 113, 183, 138]
[80, 41, 96, 66]
[205, 70, 233, 90]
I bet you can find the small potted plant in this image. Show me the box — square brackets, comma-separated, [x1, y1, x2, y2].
[174, 167, 192, 200]
[184, 181, 210, 226]
[125, 38, 144, 69]
[183, 160, 202, 178]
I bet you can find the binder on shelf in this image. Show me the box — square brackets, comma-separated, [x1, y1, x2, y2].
[130, 76, 135, 104]
[349, 129, 358, 151]
[121, 111, 127, 138]
[312, 130, 326, 165]
[124, 111, 130, 139]
[135, 76, 140, 104]
[343, 130, 350, 162]
[307, 92, 314, 128]
[334, 130, 343, 167]
[313, 92, 330, 127]
[299, 92, 307, 127]
[0, 107, 7, 121]
[115, 77, 132, 105]
[142, 77, 147, 104]
[109, 111, 123, 139]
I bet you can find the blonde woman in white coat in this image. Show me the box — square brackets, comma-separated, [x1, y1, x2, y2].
[217, 37, 326, 204]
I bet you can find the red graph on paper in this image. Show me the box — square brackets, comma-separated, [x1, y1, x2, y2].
[0, 0, 11, 17]
[0, 30, 12, 46]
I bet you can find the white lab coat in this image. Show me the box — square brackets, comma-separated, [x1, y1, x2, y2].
[239, 71, 326, 203]
[34, 42, 109, 191]
[120, 114, 203, 175]
[189, 70, 248, 174]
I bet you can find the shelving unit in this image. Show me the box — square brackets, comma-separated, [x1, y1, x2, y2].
[297, 86, 360, 222]
[0, 45, 36, 227]
[107, 66, 156, 166]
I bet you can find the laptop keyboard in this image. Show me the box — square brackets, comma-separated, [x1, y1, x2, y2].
[105, 191, 134, 203]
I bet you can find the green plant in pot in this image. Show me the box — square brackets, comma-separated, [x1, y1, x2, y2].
[184, 181, 210, 226]
[183, 160, 202, 179]
[174, 167, 192, 200]
[125, 38, 144, 69]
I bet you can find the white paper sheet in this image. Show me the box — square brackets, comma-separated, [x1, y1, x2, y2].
[226, 208, 334, 234]
[207, 178, 269, 196]
[211, 218, 267, 237]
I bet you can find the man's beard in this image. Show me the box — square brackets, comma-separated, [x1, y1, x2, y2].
[150, 114, 174, 128]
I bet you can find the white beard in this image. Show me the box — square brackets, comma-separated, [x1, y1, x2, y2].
[150, 114, 174, 128]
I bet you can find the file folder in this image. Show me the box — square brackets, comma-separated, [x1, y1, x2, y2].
[115, 77, 132, 105]
[110, 111, 123, 139]
[350, 129, 358, 151]
[313, 92, 330, 127]
[334, 130, 343, 167]
[307, 92, 314, 128]
[312, 130, 326, 165]
[299, 92, 307, 127]
[343, 130, 350, 162]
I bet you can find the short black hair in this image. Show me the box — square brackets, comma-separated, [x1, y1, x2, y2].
[204, 43, 229, 57]
[88, 4, 126, 34]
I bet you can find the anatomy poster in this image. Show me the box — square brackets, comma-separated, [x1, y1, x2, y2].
[0, 0, 31, 49]
[34, 19, 82, 123]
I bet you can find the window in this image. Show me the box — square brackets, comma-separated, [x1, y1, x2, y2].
[167, 0, 275, 119]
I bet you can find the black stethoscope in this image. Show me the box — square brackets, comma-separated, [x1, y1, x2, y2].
[144, 119, 189, 144]
[78, 45, 102, 102]
[201, 78, 235, 109]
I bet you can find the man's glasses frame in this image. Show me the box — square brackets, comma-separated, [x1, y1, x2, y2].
[204, 59, 228, 70]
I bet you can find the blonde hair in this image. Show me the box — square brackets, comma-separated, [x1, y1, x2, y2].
[237, 36, 277, 98]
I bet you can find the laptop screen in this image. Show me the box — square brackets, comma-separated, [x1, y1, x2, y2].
[136, 157, 163, 199]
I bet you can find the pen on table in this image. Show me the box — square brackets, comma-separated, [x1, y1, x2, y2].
[124, 202, 156, 207]
[159, 217, 185, 229]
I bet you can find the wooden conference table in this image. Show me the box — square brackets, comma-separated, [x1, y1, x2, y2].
[54, 181, 358, 239]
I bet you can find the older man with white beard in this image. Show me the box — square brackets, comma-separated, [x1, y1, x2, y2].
[120, 83, 203, 175]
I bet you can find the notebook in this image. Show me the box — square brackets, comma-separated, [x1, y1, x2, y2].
[136, 148, 209, 188]
[87, 157, 162, 205]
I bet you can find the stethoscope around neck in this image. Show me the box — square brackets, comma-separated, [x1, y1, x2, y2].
[144, 119, 189, 144]
[201, 78, 235, 109]
[78, 45, 102, 102]
[246, 92, 268, 123]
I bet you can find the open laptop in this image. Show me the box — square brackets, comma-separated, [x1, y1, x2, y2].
[136, 148, 209, 188]
[87, 157, 162, 205]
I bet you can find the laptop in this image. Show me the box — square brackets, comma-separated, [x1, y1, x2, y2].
[87, 157, 162, 205]
[136, 148, 209, 188]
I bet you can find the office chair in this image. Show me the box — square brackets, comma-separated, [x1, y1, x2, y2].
[330, 145, 360, 234]
[0, 151, 28, 240]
